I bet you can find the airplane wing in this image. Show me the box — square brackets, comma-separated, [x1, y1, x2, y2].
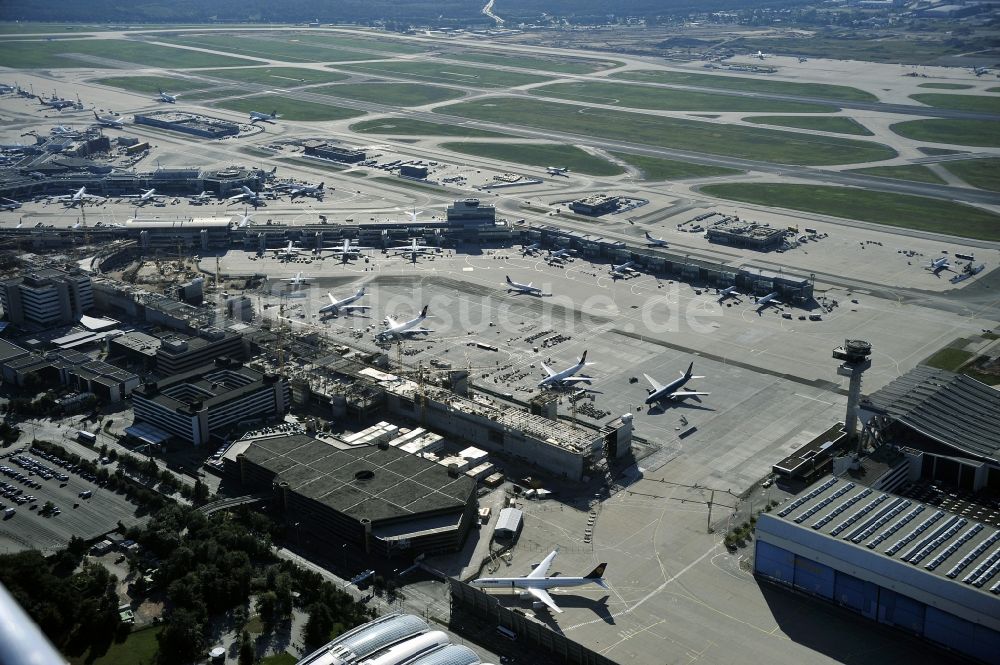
[669, 391, 710, 398]
[560, 376, 594, 384]
[643, 374, 665, 392]
[541, 363, 557, 378]
[528, 551, 558, 579]
[528, 587, 563, 614]
[340, 305, 370, 311]
[409, 327, 433, 334]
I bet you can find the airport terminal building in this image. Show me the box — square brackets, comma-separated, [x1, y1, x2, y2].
[755, 474, 1000, 663]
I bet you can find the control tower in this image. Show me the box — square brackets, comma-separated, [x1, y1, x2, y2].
[833, 339, 872, 445]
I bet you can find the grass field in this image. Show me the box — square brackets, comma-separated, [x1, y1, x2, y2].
[611, 70, 876, 102]
[700, 183, 1000, 241]
[214, 95, 364, 121]
[728, 35, 980, 65]
[990, 87, 1000, 93]
[443, 51, 619, 74]
[940, 158, 1000, 192]
[314, 82, 464, 107]
[845, 164, 946, 185]
[531, 81, 835, 113]
[436, 98, 898, 166]
[92, 75, 211, 94]
[159, 34, 371, 63]
[72, 627, 161, 665]
[743, 115, 873, 135]
[350, 118, 507, 138]
[295, 33, 426, 54]
[610, 152, 741, 180]
[0, 22, 98, 33]
[440, 142, 623, 176]
[891, 119, 1000, 147]
[0, 38, 258, 68]
[336, 61, 551, 88]
[198, 67, 348, 87]
[260, 654, 297, 665]
[909, 93, 1000, 114]
[918, 146, 963, 155]
[922, 346, 1000, 385]
[917, 83, 974, 90]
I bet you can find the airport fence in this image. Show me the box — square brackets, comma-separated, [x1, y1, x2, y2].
[449, 578, 617, 665]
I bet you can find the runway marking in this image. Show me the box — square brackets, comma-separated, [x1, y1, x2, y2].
[793, 392, 835, 405]
[563, 543, 719, 632]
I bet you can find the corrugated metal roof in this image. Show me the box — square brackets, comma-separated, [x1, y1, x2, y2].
[861, 366, 1000, 462]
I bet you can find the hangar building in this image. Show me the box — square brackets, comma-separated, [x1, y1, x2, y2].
[755, 474, 1000, 664]
[859, 366, 1000, 493]
[231, 434, 478, 557]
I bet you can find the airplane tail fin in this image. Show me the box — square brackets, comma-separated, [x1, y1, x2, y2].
[585, 563, 607, 580]
[506, 275, 513, 284]
[357, 287, 366, 296]
[419, 305, 428, 318]
[579, 350, 588, 365]
[685, 362, 694, 377]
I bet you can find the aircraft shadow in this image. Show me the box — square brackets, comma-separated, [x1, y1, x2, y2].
[531, 594, 616, 632]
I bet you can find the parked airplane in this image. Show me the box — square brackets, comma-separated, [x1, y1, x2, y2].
[126, 188, 162, 206]
[470, 550, 608, 614]
[392, 238, 436, 262]
[57, 186, 103, 207]
[319, 287, 370, 316]
[92, 111, 124, 128]
[227, 186, 265, 208]
[376, 306, 432, 342]
[274, 241, 310, 261]
[234, 211, 252, 228]
[928, 257, 951, 274]
[548, 248, 574, 261]
[546, 166, 570, 177]
[538, 351, 593, 389]
[717, 285, 739, 301]
[521, 242, 541, 255]
[50, 125, 80, 137]
[643, 362, 709, 405]
[249, 110, 280, 124]
[611, 260, 637, 274]
[190, 191, 214, 204]
[752, 50, 770, 59]
[755, 292, 781, 311]
[157, 89, 178, 103]
[0, 198, 21, 211]
[505, 275, 543, 296]
[973, 66, 990, 77]
[644, 231, 668, 247]
[289, 182, 325, 200]
[323, 238, 373, 261]
[281, 272, 311, 286]
[37, 94, 75, 111]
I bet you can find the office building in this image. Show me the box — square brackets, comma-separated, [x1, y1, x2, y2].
[131, 358, 289, 446]
[0, 268, 93, 327]
[446, 198, 496, 226]
[155, 328, 243, 375]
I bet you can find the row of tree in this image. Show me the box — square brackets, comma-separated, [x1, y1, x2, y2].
[122, 504, 372, 663]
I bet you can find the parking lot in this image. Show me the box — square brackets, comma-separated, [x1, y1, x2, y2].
[0, 444, 147, 554]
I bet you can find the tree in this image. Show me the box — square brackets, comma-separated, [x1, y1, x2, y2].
[238, 630, 255, 665]
[193, 479, 209, 505]
[156, 609, 205, 665]
[255, 591, 278, 629]
[303, 603, 334, 650]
